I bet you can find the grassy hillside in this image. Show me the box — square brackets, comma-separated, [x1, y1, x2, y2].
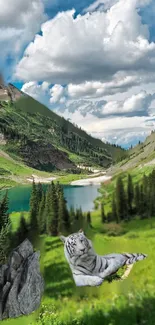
[15, 95, 124, 160]
[0, 84, 125, 172]
[107, 131, 155, 177]
[0, 149, 94, 189]
[7, 211, 155, 325]
[95, 163, 155, 215]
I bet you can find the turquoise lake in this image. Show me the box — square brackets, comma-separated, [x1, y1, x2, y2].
[6, 184, 100, 213]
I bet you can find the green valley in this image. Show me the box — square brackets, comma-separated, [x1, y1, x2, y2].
[0, 84, 126, 188]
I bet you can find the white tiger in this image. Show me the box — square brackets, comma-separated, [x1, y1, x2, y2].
[60, 230, 147, 287]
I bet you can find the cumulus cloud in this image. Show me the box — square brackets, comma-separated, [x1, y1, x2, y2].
[84, 0, 151, 13]
[21, 81, 50, 106]
[0, 0, 45, 28]
[15, 0, 155, 86]
[22, 79, 155, 118]
[100, 91, 155, 116]
[50, 84, 66, 103]
[67, 73, 144, 99]
[83, 0, 118, 13]
[18, 0, 155, 147]
[0, 0, 46, 79]
[58, 90, 155, 118]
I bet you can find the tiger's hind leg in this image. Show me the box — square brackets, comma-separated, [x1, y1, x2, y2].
[118, 264, 134, 281]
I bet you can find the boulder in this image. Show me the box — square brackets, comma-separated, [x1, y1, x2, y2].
[0, 239, 44, 320]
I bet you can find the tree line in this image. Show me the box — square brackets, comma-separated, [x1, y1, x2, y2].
[0, 181, 92, 263]
[0, 191, 12, 263]
[27, 180, 91, 236]
[101, 170, 155, 223]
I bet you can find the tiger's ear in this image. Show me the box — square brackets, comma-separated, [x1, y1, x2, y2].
[78, 229, 84, 235]
[60, 235, 66, 244]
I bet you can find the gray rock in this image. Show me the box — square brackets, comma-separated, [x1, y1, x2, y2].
[16, 239, 34, 260]
[0, 239, 44, 320]
[0, 265, 8, 286]
[18, 252, 44, 315]
[9, 251, 23, 270]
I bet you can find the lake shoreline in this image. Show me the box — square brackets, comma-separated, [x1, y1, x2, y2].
[26, 171, 111, 186]
[70, 175, 112, 186]
[1, 170, 112, 191]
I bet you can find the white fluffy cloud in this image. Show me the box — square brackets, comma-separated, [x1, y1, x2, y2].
[100, 91, 155, 116]
[67, 73, 144, 99]
[50, 84, 66, 104]
[21, 81, 50, 106]
[15, 0, 155, 86]
[18, 0, 155, 147]
[84, 0, 151, 13]
[0, 0, 46, 78]
[0, 0, 45, 28]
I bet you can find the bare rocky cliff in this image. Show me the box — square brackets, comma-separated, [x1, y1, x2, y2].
[0, 75, 23, 102]
[20, 140, 76, 170]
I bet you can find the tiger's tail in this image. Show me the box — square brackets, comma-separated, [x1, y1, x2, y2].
[123, 253, 147, 265]
[119, 253, 147, 281]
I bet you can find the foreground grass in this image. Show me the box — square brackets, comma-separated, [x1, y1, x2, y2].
[6, 213, 155, 325]
[38, 218, 155, 325]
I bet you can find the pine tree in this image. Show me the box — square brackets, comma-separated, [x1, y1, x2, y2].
[116, 176, 127, 221]
[29, 179, 39, 236]
[16, 212, 29, 245]
[101, 203, 105, 223]
[0, 191, 9, 230]
[0, 221, 12, 264]
[78, 207, 84, 229]
[139, 184, 145, 218]
[134, 184, 140, 215]
[44, 184, 51, 225]
[69, 206, 76, 232]
[56, 181, 70, 233]
[148, 171, 155, 217]
[46, 182, 59, 236]
[142, 175, 149, 215]
[127, 174, 134, 216]
[37, 182, 43, 205]
[74, 207, 84, 230]
[87, 211, 92, 227]
[58, 188, 67, 234]
[38, 192, 46, 234]
[112, 194, 118, 223]
[149, 190, 154, 218]
[56, 182, 62, 198]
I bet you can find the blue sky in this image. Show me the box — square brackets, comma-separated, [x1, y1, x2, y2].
[1, 0, 155, 148]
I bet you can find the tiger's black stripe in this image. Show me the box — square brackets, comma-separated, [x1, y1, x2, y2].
[91, 256, 97, 271]
[66, 244, 71, 257]
[104, 259, 109, 269]
[77, 264, 90, 274]
[99, 259, 103, 272]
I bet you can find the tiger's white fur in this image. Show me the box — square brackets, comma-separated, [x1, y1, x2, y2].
[60, 230, 147, 287]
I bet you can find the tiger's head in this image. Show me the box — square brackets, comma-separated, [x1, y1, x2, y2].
[60, 230, 92, 259]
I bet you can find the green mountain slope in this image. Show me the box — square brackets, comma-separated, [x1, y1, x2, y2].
[106, 131, 155, 177]
[0, 85, 125, 172]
